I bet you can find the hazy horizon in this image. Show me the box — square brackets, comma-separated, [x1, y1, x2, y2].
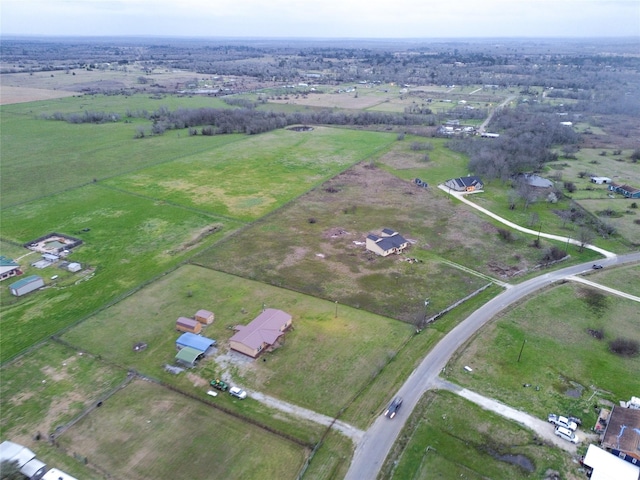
[2, 0, 639, 39]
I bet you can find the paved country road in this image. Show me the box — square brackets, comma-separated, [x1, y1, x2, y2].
[345, 252, 640, 480]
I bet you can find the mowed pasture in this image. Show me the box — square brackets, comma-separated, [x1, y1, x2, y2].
[445, 280, 640, 429]
[0, 185, 242, 362]
[384, 390, 579, 479]
[60, 264, 414, 419]
[58, 379, 308, 480]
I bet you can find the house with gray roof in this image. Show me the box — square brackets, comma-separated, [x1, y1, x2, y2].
[444, 176, 484, 192]
[365, 228, 409, 257]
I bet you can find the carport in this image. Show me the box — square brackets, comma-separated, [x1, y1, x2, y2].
[175, 346, 203, 367]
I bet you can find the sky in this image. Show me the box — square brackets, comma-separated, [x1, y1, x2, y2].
[1, 0, 639, 38]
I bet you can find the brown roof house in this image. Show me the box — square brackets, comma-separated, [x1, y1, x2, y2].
[195, 309, 214, 325]
[230, 308, 292, 358]
[365, 228, 409, 257]
[601, 405, 640, 461]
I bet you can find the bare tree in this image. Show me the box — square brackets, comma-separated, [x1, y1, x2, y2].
[577, 226, 595, 252]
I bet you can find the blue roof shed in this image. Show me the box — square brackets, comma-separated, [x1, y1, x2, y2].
[176, 332, 216, 352]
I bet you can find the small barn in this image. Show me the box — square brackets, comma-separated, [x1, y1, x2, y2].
[591, 177, 612, 185]
[195, 309, 214, 325]
[9, 275, 44, 297]
[609, 183, 640, 199]
[176, 332, 216, 353]
[0, 440, 47, 479]
[0, 256, 20, 282]
[365, 229, 409, 257]
[67, 262, 82, 272]
[176, 317, 202, 334]
[230, 308, 292, 358]
[444, 176, 484, 192]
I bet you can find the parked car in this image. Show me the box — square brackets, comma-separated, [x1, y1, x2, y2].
[210, 379, 228, 391]
[383, 397, 403, 419]
[555, 426, 579, 444]
[592, 264, 603, 269]
[548, 414, 578, 431]
[229, 386, 247, 399]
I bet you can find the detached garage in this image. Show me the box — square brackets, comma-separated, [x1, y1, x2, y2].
[9, 275, 44, 297]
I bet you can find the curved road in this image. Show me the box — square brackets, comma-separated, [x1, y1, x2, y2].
[345, 252, 640, 480]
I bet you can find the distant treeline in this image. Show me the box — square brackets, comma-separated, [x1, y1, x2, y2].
[43, 105, 447, 136]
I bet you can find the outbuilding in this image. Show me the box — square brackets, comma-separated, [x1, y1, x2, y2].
[583, 445, 639, 480]
[176, 332, 216, 353]
[174, 346, 204, 367]
[194, 309, 214, 325]
[9, 275, 44, 297]
[591, 177, 612, 185]
[176, 317, 202, 334]
[42, 468, 78, 480]
[67, 262, 82, 273]
[609, 183, 640, 199]
[0, 256, 20, 282]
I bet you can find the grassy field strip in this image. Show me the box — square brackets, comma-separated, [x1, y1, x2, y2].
[439, 184, 618, 258]
[439, 258, 510, 288]
[433, 378, 577, 452]
[95, 182, 249, 224]
[566, 276, 640, 302]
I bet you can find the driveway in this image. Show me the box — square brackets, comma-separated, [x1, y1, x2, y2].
[437, 185, 617, 259]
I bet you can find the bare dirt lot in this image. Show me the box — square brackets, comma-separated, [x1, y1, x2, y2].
[0, 85, 79, 105]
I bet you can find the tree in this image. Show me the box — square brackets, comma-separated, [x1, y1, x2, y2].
[577, 226, 595, 252]
[0, 460, 22, 480]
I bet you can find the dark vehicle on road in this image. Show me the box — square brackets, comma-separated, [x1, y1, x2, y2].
[383, 397, 403, 419]
[592, 264, 603, 269]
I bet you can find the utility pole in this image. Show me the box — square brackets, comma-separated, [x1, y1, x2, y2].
[517, 339, 526, 362]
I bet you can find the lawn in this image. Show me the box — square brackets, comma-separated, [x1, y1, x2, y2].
[58, 379, 308, 480]
[444, 281, 640, 430]
[383, 390, 580, 480]
[0, 185, 239, 362]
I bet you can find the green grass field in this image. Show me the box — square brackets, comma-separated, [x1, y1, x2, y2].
[102, 126, 396, 220]
[0, 185, 240, 361]
[58, 379, 308, 480]
[383, 390, 579, 479]
[444, 281, 640, 428]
